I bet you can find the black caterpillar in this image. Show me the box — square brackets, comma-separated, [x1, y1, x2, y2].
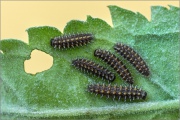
[94, 49, 134, 84]
[51, 33, 94, 49]
[114, 43, 150, 76]
[88, 83, 147, 101]
[72, 58, 115, 82]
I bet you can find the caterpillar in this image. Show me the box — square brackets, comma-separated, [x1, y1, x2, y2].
[72, 58, 115, 82]
[94, 49, 134, 84]
[114, 43, 150, 76]
[88, 83, 147, 101]
[50, 33, 94, 49]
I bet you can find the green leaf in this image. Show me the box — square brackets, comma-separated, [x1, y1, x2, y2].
[1, 5, 179, 119]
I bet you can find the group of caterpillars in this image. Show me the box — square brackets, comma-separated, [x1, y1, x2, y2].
[51, 33, 150, 101]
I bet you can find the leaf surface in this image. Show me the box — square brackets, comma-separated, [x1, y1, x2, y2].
[1, 5, 179, 119]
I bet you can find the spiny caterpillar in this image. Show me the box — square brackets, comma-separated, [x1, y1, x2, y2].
[51, 33, 94, 49]
[94, 49, 134, 84]
[72, 58, 116, 82]
[114, 43, 150, 76]
[88, 83, 147, 101]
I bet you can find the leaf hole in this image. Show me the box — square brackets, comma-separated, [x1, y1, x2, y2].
[24, 49, 53, 74]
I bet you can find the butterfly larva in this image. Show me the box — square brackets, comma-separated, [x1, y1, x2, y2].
[114, 43, 150, 76]
[72, 58, 115, 82]
[88, 83, 147, 101]
[94, 49, 134, 84]
[51, 33, 94, 49]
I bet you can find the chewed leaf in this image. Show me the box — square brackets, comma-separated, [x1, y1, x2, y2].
[0, 5, 179, 119]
